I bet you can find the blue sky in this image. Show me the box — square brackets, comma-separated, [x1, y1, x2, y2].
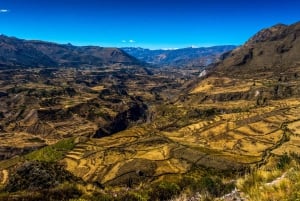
[0, 0, 300, 49]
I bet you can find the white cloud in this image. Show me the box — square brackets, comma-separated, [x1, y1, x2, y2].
[129, 39, 136, 43]
[0, 9, 9, 13]
[161, 48, 179, 50]
[121, 40, 127, 43]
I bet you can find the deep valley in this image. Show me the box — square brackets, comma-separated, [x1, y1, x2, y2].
[0, 21, 300, 201]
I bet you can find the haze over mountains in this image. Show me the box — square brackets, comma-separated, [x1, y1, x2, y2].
[122, 45, 236, 67]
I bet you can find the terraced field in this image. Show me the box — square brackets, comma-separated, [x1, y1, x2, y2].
[0, 67, 300, 199]
[61, 82, 300, 187]
[1, 22, 300, 201]
[0, 68, 299, 194]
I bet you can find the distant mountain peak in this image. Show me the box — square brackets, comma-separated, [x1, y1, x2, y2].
[213, 21, 300, 77]
[122, 45, 236, 67]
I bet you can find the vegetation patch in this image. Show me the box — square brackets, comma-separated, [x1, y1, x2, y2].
[25, 138, 75, 162]
[149, 181, 181, 201]
[237, 153, 300, 201]
[5, 161, 80, 192]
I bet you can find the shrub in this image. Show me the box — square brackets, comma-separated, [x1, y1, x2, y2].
[179, 175, 199, 191]
[41, 183, 82, 200]
[199, 176, 223, 196]
[5, 161, 79, 192]
[116, 191, 148, 201]
[0, 183, 81, 201]
[83, 192, 114, 201]
[179, 174, 234, 198]
[150, 182, 181, 201]
[277, 152, 291, 169]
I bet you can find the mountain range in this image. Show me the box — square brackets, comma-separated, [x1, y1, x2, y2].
[0, 21, 300, 200]
[0, 35, 140, 68]
[0, 34, 236, 68]
[122, 45, 236, 67]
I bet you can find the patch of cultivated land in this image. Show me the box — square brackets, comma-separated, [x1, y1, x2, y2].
[1, 66, 300, 193]
[63, 90, 300, 187]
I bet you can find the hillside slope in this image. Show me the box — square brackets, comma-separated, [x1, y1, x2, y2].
[0, 35, 140, 68]
[213, 22, 300, 77]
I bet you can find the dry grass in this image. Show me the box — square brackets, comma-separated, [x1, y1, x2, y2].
[237, 164, 300, 201]
[90, 85, 105, 91]
[189, 76, 259, 95]
[288, 120, 300, 135]
[272, 135, 300, 155]
[59, 97, 300, 187]
[154, 159, 190, 176]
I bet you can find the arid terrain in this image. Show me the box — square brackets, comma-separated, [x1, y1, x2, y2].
[0, 21, 300, 201]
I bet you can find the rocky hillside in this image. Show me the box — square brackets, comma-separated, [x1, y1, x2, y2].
[122, 45, 236, 67]
[0, 35, 140, 68]
[183, 21, 300, 169]
[212, 22, 300, 77]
